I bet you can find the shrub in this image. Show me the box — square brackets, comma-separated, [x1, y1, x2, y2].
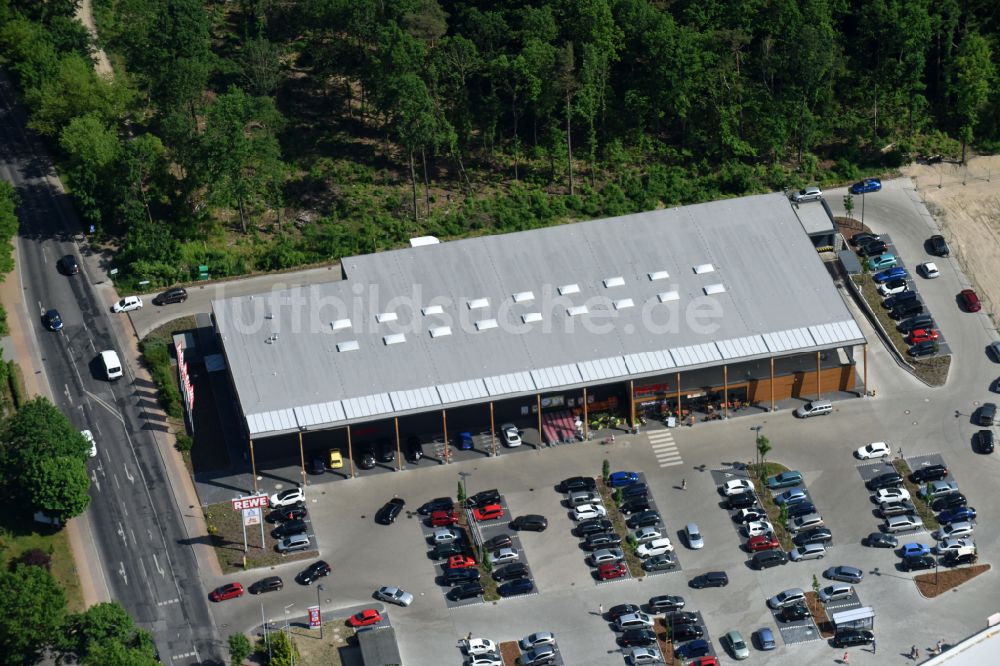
[175, 434, 193, 453]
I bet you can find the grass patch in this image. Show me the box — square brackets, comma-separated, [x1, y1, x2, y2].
[203, 501, 315, 574]
[855, 274, 951, 386]
[747, 462, 794, 551]
[597, 480, 644, 579]
[892, 459, 940, 531]
[0, 515, 84, 612]
[139, 316, 197, 420]
[915, 563, 990, 598]
[285, 621, 352, 666]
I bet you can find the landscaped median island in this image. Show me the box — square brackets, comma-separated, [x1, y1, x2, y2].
[747, 462, 794, 551]
[805, 588, 835, 639]
[915, 564, 991, 598]
[892, 460, 940, 531]
[596, 480, 644, 579]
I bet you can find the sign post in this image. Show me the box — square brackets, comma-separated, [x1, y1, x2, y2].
[232, 495, 270, 553]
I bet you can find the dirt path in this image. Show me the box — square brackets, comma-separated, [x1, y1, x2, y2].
[75, 0, 114, 79]
[902, 155, 1000, 324]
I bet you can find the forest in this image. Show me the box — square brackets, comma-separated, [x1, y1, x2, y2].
[0, 0, 998, 287]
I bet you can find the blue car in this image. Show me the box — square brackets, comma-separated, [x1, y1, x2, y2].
[43, 309, 63, 331]
[776, 489, 808, 506]
[938, 507, 977, 524]
[786, 502, 816, 518]
[900, 542, 930, 558]
[675, 639, 711, 659]
[766, 471, 803, 490]
[850, 178, 882, 194]
[756, 627, 777, 650]
[873, 267, 907, 284]
[497, 578, 534, 597]
[457, 432, 473, 450]
[607, 471, 640, 487]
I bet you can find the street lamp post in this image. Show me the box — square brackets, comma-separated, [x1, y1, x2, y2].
[261, 602, 271, 662]
[284, 603, 296, 666]
[750, 425, 763, 469]
[317, 584, 325, 640]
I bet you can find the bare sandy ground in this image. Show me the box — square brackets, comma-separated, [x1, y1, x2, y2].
[75, 0, 114, 79]
[903, 155, 1000, 322]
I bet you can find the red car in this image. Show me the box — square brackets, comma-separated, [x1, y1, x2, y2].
[597, 562, 627, 580]
[347, 608, 382, 628]
[908, 328, 940, 344]
[689, 658, 718, 666]
[447, 554, 476, 569]
[430, 510, 459, 527]
[473, 503, 504, 521]
[209, 582, 244, 602]
[747, 534, 780, 552]
[960, 289, 982, 312]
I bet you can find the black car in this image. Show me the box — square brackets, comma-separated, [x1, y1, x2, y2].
[59, 254, 80, 275]
[942, 551, 978, 567]
[493, 563, 530, 582]
[751, 549, 788, 569]
[884, 291, 919, 309]
[271, 520, 308, 539]
[309, 458, 325, 474]
[865, 532, 898, 548]
[429, 543, 464, 560]
[619, 628, 657, 647]
[269, 506, 308, 523]
[621, 483, 649, 499]
[443, 568, 481, 585]
[405, 436, 424, 463]
[561, 476, 597, 493]
[690, 571, 728, 588]
[375, 498, 405, 525]
[626, 511, 661, 529]
[152, 287, 188, 305]
[727, 492, 758, 509]
[648, 595, 685, 613]
[446, 582, 484, 601]
[297, 560, 331, 585]
[668, 611, 700, 626]
[642, 554, 678, 572]
[511, 514, 548, 531]
[978, 402, 997, 426]
[867, 472, 903, 490]
[671, 624, 704, 641]
[832, 629, 875, 648]
[619, 498, 650, 514]
[932, 493, 967, 511]
[43, 309, 63, 331]
[497, 578, 533, 597]
[897, 313, 934, 334]
[608, 603, 641, 621]
[911, 464, 948, 483]
[890, 301, 925, 320]
[909, 341, 938, 358]
[484, 534, 513, 551]
[976, 429, 995, 453]
[376, 439, 395, 463]
[793, 527, 833, 546]
[786, 502, 817, 519]
[466, 489, 501, 508]
[858, 239, 888, 256]
[418, 497, 454, 515]
[901, 554, 936, 571]
[357, 449, 376, 470]
[929, 234, 950, 256]
[780, 604, 810, 622]
[248, 576, 283, 594]
[585, 532, 622, 550]
[850, 232, 881, 247]
[575, 518, 613, 537]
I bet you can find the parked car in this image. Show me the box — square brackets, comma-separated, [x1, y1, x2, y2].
[484, 534, 513, 551]
[619, 628, 657, 648]
[374, 586, 413, 606]
[493, 563, 530, 582]
[428, 543, 464, 560]
[978, 402, 996, 426]
[670, 625, 704, 641]
[867, 253, 898, 271]
[465, 638, 498, 656]
[375, 497, 405, 525]
[273, 533, 307, 552]
[779, 604, 811, 622]
[932, 493, 968, 511]
[897, 313, 935, 333]
[909, 341, 939, 357]
[872, 266, 906, 283]
[851, 231, 881, 247]
[297, 560, 331, 585]
[152, 287, 187, 305]
[560, 476, 597, 493]
[490, 548, 519, 565]
[636, 538, 674, 558]
[792, 527, 833, 547]
[466, 489, 501, 508]
[934, 521, 974, 541]
[733, 508, 767, 524]
[748, 534, 780, 552]
[891, 301, 925, 320]
[755, 627, 777, 651]
[633, 527, 662, 544]
[938, 507, 977, 524]
[819, 583, 854, 603]
[642, 554, 677, 572]
[874, 487, 910, 503]
[859, 239, 889, 257]
[619, 498, 651, 515]
[511, 514, 548, 531]
[867, 472, 903, 490]
[112, 296, 143, 313]
[445, 554, 476, 570]
[929, 234, 950, 256]
[918, 481, 959, 499]
[443, 568, 481, 586]
[430, 510, 459, 527]
[918, 262, 940, 278]
[790, 186, 822, 202]
[347, 609, 382, 628]
[726, 492, 758, 510]
[616, 612, 654, 631]
[768, 588, 806, 609]
[877, 278, 907, 296]
[745, 520, 774, 537]
[270, 487, 304, 508]
[607, 471, 640, 487]
[723, 629, 750, 660]
[789, 543, 826, 561]
[720, 479, 753, 496]
[766, 471, 803, 489]
[520, 633, 556, 651]
[884, 514, 922, 533]
[271, 520, 308, 539]
[500, 423, 521, 447]
[976, 429, 995, 453]
[521, 645, 557, 666]
[850, 178, 882, 194]
[901, 543, 931, 558]
[865, 532, 898, 548]
[833, 629, 875, 648]
[752, 549, 788, 569]
[884, 290, 919, 309]
[356, 449, 376, 469]
[209, 582, 244, 602]
[404, 436, 423, 463]
[648, 595, 685, 612]
[789, 513, 825, 533]
[590, 548, 625, 566]
[625, 646, 661, 665]
[856, 441, 891, 459]
[575, 518, 614, 537]
[429, 528, 460, 544]
[936, 538, 973, 554]
[608, 604, 642, 621]
[879, 501, 917, 518]
[911, 464, 949, 483]
[626, 511, 661, 529]
[674, 639, 711, 659]
[901, 554, 936, 571]
[585, 532, 623, 550]
[572, 504, 607, 521]
[775, 488, 808, 505]
[787, 503, 818, 520]
[249, 576, 283, 595]
[908, 328, 940, 344]
[473, 503, 504, 521]
[621, 483, 649, 500]
[942, 551, 978, 567]
[446, 582, 484, 601]
[690, 571, 728, 588]
[498, 578, 534, 597]
[824, 565, 864, 583]
[960, 288, 982, 312]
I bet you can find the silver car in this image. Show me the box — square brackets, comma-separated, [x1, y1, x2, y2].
[520, 632, 555, 651]
[934, 521, 974, 541]
[819, 583, 854, 603]
[790, 185, 823, 202]
[685, 523, 704, 549]
[375, 586, 413, 606]
[590, 548, 625, 566]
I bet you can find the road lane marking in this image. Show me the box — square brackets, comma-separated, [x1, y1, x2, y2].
[118, 561, 128, 585]
[123, 461, 134, 483]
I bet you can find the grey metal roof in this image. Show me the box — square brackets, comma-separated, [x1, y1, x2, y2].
[792, 199, 836, 236]
[213, 193, 867, 437]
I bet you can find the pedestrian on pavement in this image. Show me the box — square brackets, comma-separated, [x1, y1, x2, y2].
[872, 638, 876, 654]
[598, 603, 604, 615]
[843, 651, 849, 664]
[681, 478, 687, 490]
[911, 645, 919, 659]
[466, 631, 472, 641]
[936, 639, 944, 654]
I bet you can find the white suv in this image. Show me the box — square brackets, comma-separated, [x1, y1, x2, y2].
[790, 186, 822, 202]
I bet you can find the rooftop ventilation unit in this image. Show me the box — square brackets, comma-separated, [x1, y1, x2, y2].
[558, 283, 580, 295]
[376, 312, 398, 323]
[567, 305, 589, 316]
[383, 333, 406, 345]
[648, 270, 670, 281]
[336, 340, 359, 352]
[522, 312, 543, 323]
[658, 291, 680, 302]
[694, 263, 716, 274]
[331, 318, 351, 331]
[475, 318, 498, 331]
[421, 305, 444, 316]
[430, 326, 452, 338]
[603, 276, 625, 288]
[613, 298, 634, 310]
[512, 291, 535, 303]
[468, 297, 489, 309]
[703, 283, 726, 295]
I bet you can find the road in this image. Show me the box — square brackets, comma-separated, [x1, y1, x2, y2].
[0, 74, 221, 663]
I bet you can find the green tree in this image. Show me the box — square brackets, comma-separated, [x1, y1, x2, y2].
[139, 0, 213, 118]
[843, 193, 855, 221]
[59, 113, 123, 226]
[61, 602, 158, 665]
[25, 53, 133, 137]
[239, 37, 283, 98]
[268, 630, 298, 666]
[952, 31, 996, 162]
[228, 632, 252, 665]
[756, 435, 772, 474]
[0, 564, 67, 663]
[26, 456, 91, 521]
[0, 181, 19, 276]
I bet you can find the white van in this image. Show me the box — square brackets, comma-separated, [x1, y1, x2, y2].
[100, 350, 123, 380]
[794, 399, 833, 418]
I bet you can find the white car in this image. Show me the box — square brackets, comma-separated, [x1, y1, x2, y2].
[374, 586, 413, 606]
[790, 185, 822, 202]
[430, 528, 459, 543]
[745, 520, 773, 538]
[500, 423, 522, 447]
[721, 479, 753, 496]
[269, 487, 304, 508]
[934, 522, 974, 541]
[627, 647, 660, 665]
[81, 429, 97, 457]
[877, 281, 908, 297]
[615, 612, 654, 630]
[633, 526, 662, 543]
[490, 547, 519, 564]
[919, 481, 959, 499]
[635, 538, 674, 558]
[465, 638, 498, 656]
[573, 503, 607, 521]
[919, 262, 940, 278]
[112, 295, 143, 312]
[874, 487, 910, 504]
[936, 538, 973, 554]
[468, 657, 502, 666]
[856, 441, 891, 459]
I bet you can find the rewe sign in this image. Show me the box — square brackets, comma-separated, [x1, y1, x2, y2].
[232, 495, 269, 511]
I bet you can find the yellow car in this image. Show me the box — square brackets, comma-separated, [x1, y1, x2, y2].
[328, 449, 344, 469]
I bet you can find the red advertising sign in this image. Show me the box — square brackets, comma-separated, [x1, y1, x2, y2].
[308, 606, 321, 629]
[231, 494, 269, 511]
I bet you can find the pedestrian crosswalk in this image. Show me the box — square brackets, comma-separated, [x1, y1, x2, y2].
[648, 429, 683, 467]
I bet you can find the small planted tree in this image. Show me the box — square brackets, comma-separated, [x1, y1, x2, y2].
[780, 503, 789, 527]
[843, 192, 855, 220]
[228, 633, 251, 665]
[457, 481, 466, 503]
[602, 459, 610, 481]
[812, 574, 820, 595]
[756, 436, 772, 479]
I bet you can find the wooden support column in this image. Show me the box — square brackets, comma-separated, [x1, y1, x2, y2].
[536, 394, 543, 445]
[298, 430, 307, 486]
[394, 417, 402, 471]
[442, 410, 449, 464]
[629, 380, 636, 428]
[489, 402, 497, 456]
[863, 345, 868, 397]
[816, 351, 822, 399]
[723, 365, 729, 419]
[346, 425, 356, 478]
[248, 438, 258, 493]
[582, 388, 589, 439]
[676, 372, 682, 417]
[769, 357, 775, 412]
